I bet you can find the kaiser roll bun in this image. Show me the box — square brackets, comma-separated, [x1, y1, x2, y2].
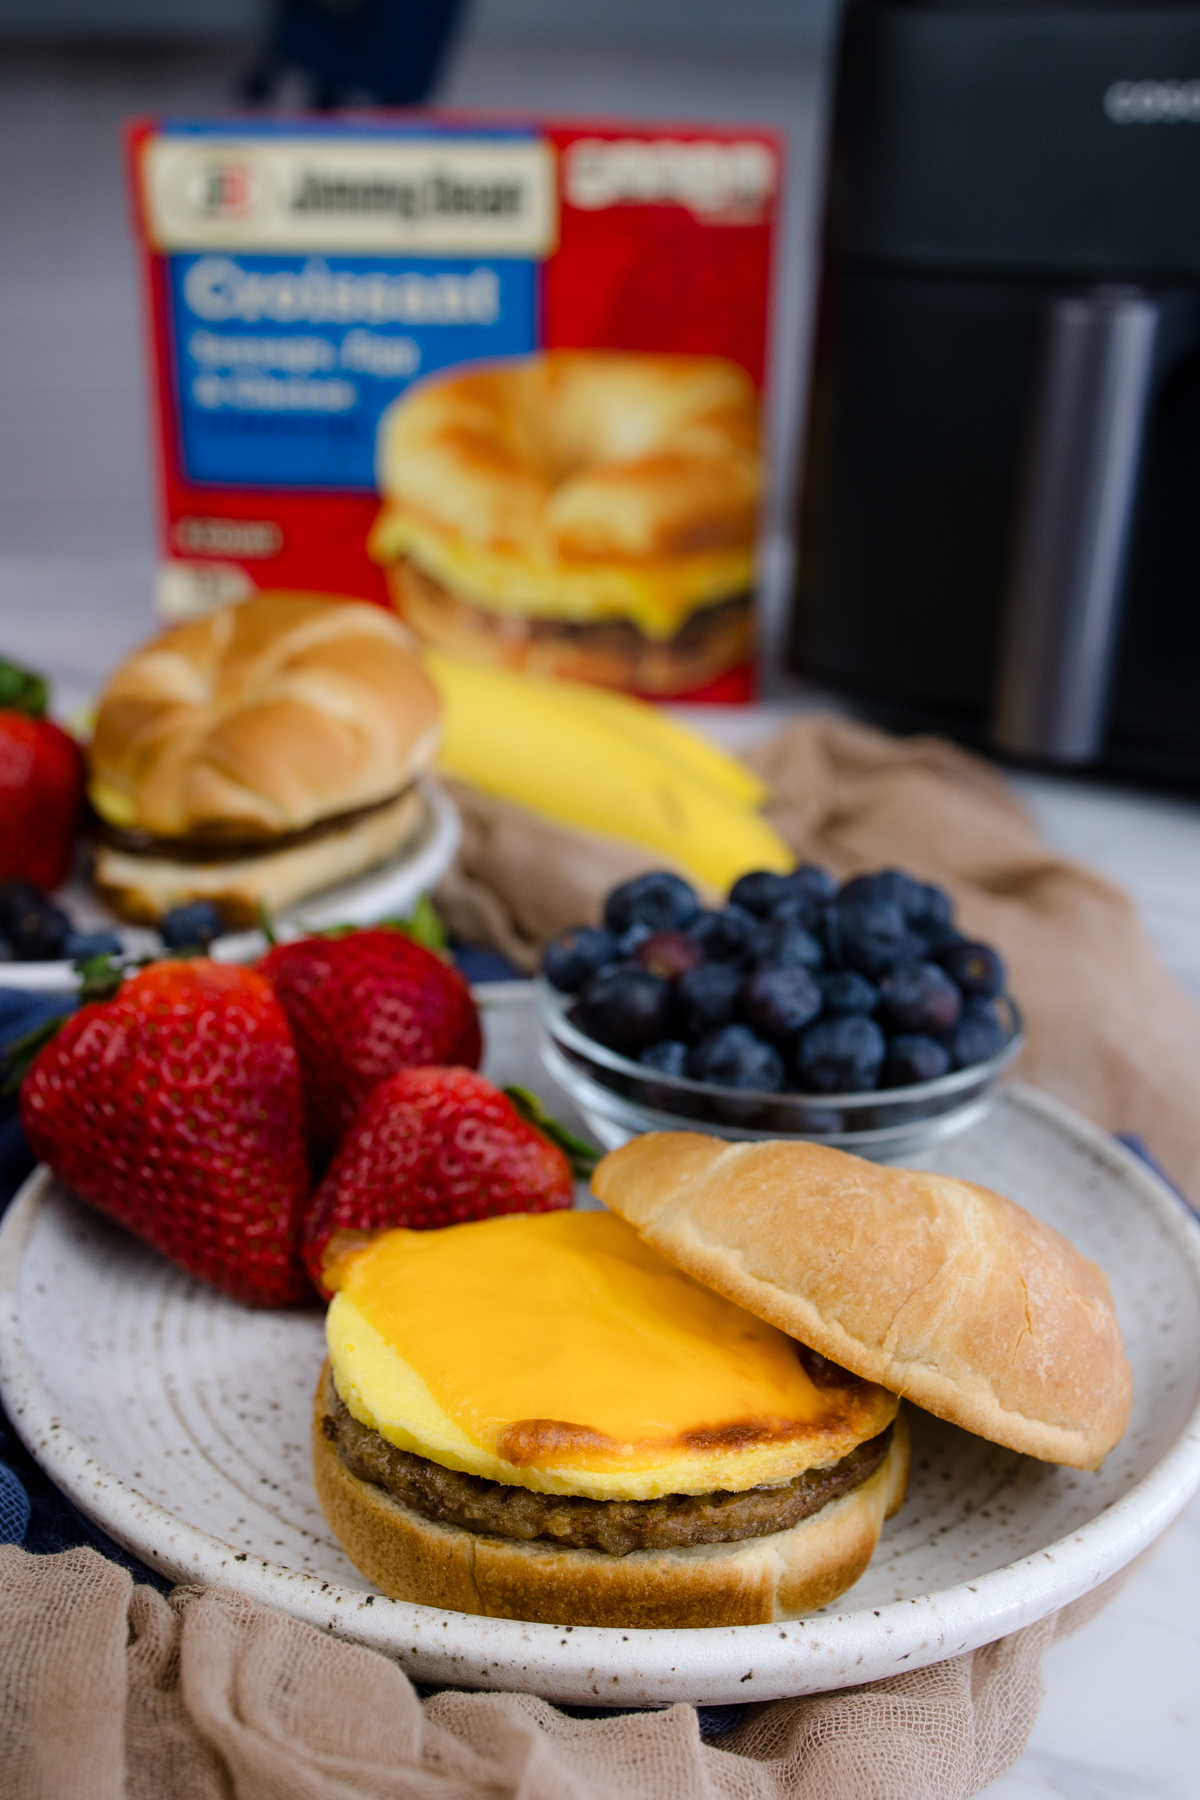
[592, 1134, 1132, 1472]
[89, 593, 440, 841]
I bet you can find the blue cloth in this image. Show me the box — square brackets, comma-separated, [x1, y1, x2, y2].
[0, 1461, 30, 1545]
[450, 941, 526, 985]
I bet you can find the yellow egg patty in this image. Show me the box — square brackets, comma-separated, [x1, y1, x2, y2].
[326, 1212, 897, 1501]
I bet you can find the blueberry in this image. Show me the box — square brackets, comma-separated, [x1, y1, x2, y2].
[764, 892, 822, 932]
[160, 900, 223, 949]
[687, 1024, 784, 1091]
[876, 961, 963, 1035]
[838, 869, 927, 921]
[793, 1015, 886, 1093]
[638, 1039, 689, 1077]
[823, 895, 910, 977]
[911, 882, 954, 931]
[817, 969, 879, 1014]
[787, 864, 839, 906]
[690, 904, 755, 962]
[574, 966, 673, 1055]
[882, 1034, 952, 1087]
[915, 921, 964, 958]
[675, 962, 743, 1040]
[604, 871, 699, 936]
[740, 965, 822, 1040]
[617, 922, 655, 955]
[633, 930, 704, 982]
[728, 870, 794, 918]
[745, 918, 824, 972]
[63, 930, 124, 960]
[945, 1000, 1007, 1069]
[0, 880, 70, 960]
[939, 940, 1006, 1000]
[542, 926, 619, 993]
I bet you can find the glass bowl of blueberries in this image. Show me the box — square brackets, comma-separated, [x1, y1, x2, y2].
[535, 865, 1023, 1160]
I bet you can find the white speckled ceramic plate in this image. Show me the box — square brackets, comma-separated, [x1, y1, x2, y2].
[2, 988, 1200, 1706]
[0, 777, 461, 994]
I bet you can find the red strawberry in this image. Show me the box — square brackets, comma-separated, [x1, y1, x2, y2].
[303, 1067, 574, 1297]
[20, 960, 312, 1307]
[259, 929, 482, 1161]
[0, 657, 83, 890]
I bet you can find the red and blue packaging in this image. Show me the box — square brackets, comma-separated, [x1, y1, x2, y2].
[128, 116, 780, 700]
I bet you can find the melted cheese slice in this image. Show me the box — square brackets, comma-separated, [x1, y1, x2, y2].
[366, 506, 754, 643]
[326, 1211, 897, 1501]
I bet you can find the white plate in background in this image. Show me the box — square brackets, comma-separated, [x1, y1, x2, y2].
[0, 991, 1199, 1705]
[0, 778, 460, 995]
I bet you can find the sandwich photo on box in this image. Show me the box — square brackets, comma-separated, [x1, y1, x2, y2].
[368, 349, 762, 697]
[312, 1135, 1131, 1630]
[129, 118, 778, 698]
[87, 592, 441, 928]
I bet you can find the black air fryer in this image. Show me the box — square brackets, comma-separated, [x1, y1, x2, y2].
[790, 0, 1200, 783]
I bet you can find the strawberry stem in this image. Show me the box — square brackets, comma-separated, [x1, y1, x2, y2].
[503, 1085, 600, 1178]
[75, 952, 129, 1004]
[0, 657, 48, 720]
[257, 901, 278, 946]
[311, 895, 450, 957]
[388, 892, 448, 953]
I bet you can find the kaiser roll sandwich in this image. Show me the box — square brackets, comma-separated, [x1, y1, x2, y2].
[368, 349, 761, 696]
[88, 592, 441, 927]
[312, 1136, 1131, 1631]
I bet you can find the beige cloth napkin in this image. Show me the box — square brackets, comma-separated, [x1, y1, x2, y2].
[437, 712, 1200, 1203]
[0, 1545, 1140, 1800]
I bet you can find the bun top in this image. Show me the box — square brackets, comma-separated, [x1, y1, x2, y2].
[369, 351, 762, 643]
[592, 1134, 1132, 1472]
[376, 350, 761, 564]
[89, 594, 441, 840]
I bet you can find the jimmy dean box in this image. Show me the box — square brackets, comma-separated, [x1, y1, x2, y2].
[128, 117, 779, 701]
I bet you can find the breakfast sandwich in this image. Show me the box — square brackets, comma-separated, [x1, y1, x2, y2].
[312, 1135, 1131, 1630]
[367, 349, 762, 696]
[88, 592, 441, 928]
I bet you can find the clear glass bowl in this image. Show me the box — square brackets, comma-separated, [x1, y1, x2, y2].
[534, 979, 1024, 1161]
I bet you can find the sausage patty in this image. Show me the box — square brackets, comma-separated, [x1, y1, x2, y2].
[320, 1373, 893, 1557]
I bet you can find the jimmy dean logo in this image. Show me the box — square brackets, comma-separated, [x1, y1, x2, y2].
[290, 168, 524, 221]
[142, 135, 556, 255]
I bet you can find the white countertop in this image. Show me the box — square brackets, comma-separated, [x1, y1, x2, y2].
[3, 556, 1198, 1798]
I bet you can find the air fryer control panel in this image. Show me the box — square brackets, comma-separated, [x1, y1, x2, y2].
[831, 2, 1200, 277]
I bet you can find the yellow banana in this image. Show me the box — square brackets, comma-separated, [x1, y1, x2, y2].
[424, 652, 793, 894]
[556, 682, 769, 810]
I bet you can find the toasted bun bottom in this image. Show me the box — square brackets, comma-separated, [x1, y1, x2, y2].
[386, 559, 754, 697]
[312, 1374, 910, 1628]
[94, 785, 427, 929]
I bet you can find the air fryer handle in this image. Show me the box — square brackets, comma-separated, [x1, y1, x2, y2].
[990, 287, 1162, 763]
